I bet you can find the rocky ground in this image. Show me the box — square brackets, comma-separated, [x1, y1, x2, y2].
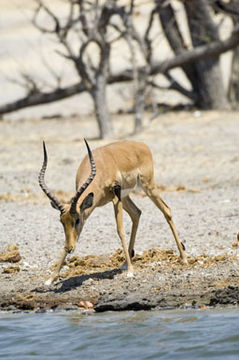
[0, 110, 239, 312]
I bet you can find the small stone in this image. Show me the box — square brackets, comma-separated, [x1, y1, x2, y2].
[3, 266, 20, 274]
[0, 248, 21, 263]
[232, 240, 238, 249]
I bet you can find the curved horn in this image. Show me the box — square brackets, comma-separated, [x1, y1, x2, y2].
[39, 141, 66, 214]
[70, 139, 96, 214]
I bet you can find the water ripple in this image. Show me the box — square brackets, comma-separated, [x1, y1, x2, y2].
[0, 308, 239, 359]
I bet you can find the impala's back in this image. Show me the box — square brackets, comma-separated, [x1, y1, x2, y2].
[76, 140, 154, 194]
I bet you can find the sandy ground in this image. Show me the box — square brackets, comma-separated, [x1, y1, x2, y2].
[0, 110, 239, 312]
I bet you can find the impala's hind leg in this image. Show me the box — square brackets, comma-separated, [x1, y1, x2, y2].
[122, 195, 142, 259]
[143, 180, 187, 264]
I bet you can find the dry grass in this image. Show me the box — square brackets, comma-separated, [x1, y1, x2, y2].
[60, 248, 233, 279]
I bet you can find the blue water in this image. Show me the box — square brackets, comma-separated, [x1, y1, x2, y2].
[0, 308, 239, 359]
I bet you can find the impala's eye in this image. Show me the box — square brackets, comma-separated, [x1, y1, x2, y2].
[75, 218, 80, 227]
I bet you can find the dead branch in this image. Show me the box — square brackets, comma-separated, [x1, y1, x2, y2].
[152, 25, 239, 74]
[149, 73, 197, 101]
[0, 82, 85, 116]
[214, 0, 239, 16]
[109, 24, 239, 83]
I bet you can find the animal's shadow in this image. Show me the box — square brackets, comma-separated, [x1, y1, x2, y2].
[34, 268, 121, 294]
[56, 268, 121, 293]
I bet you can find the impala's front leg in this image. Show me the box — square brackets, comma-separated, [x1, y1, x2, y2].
[45, 249, 67, 286]
[113, 185, 134, 277]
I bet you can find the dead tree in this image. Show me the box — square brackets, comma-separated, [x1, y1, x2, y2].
[120, 0, 153, 133]
[1, 0, 239, 131]
[185, 0, 228, 109]
[32, 0, 121, 139]
[157, 0, 229, 109]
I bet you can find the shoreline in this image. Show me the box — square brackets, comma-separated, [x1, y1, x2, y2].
[1, 246, 239, 313]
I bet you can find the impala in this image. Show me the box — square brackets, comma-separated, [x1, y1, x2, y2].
[39, 139, 187, 285]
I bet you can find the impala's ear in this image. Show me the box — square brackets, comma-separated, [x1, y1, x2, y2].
[80, 192, 94, 213]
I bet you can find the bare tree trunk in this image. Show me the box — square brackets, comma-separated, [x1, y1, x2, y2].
[92, 74, 112, 139]
[228, 45, 239, 107]
[123, 2, 149, 134]
[134, 71, 146, 133]
[184, 0, 228, 109]
[91, 37, 113, 139]
[219, 0, 239, 107]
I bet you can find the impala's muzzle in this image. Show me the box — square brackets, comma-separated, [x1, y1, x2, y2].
[64, 239, 77, 254]
[65, 246, 74, 254]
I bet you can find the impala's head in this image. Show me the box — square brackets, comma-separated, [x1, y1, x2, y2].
[39, 139, 96, 254]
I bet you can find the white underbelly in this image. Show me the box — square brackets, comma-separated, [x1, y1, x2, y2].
[121, 188, 133, 198]
[117, 171, 142, 198]
[121, 181, 142, 198]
